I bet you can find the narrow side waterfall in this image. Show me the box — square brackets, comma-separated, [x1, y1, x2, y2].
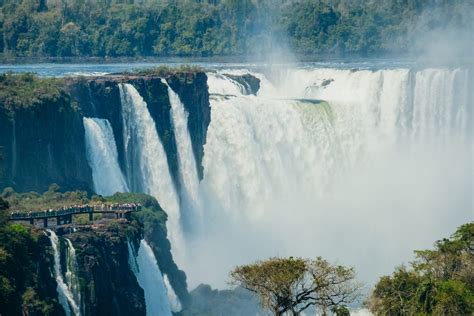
[164, 274, 182, 313]
[65, 239, 82, 314]
[128, 240, 172, 316]
[119, 84, 184, 262]
[83, 117, 128, 195]
[189, 67, 472, 287]
[47, 230, 81, 316]
[161, 79, 202, 229]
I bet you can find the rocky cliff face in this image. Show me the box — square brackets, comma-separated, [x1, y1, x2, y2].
[224, 73, 260, 95]
[0, 224, 64, 316]
[166, 72, 210, 179]
[70, 72, 210, 191]
[0, 71, 211, 194]
[0, 221, 147, 316]
[0, 191, 189, 316]
[0, 84, 92, 193]
[61, 223, 146, 316]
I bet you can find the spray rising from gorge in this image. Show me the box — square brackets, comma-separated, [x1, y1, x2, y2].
[190, 67, 472, 287]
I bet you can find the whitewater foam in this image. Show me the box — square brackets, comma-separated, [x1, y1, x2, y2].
[188, 67, 472, 288]
[83, 117, 128, 195]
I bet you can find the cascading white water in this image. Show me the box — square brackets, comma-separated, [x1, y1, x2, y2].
[65, 239, 82, 314]
[119, 84, 184, 263]
[128, 240, 172, 316]
[187, 67, 472, 287]
[48, 230, 81, 316]
[161, 79, 202, 229]
[83, 117, 128, 195]
[164, 274, 182, 313]
[207, 72, 248, 95]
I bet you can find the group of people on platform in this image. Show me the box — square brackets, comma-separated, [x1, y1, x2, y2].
[98, 203, 142, 212]
[9, 203, 142, 219]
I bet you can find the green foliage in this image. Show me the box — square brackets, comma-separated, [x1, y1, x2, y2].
[133, 64, 205, 76]
[230, 256, 360, 316]
[2, 188, 169, 241]
[104, 191, 168, 238]
[0, 186, 175, 313]
[0, 72, 66, 116]
[0, 221, 61, 315]
[0, 0, 470, 57]
[367, 222, 474, 315]
[2, 184, 88, 211]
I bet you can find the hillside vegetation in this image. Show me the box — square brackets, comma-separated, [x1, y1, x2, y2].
[367, 223, 474, 315]
[0, 0, 471, 58]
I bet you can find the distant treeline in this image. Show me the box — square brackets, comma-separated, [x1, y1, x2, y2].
[0, 0, 471, 58]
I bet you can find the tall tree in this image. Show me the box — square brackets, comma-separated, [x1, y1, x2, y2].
[230, 257, 360, 316]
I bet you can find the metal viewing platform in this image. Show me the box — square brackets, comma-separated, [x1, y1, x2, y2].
[8, 203, 142, 227]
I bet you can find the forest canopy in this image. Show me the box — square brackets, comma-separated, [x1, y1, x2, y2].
[0, 0, 471, 58]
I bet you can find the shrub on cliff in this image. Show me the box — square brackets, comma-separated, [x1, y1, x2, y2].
[133, 65, 205, 77]
[0, 73, 68, 117]
[2, 185, 88, 212]
[367, 222, 474, 315]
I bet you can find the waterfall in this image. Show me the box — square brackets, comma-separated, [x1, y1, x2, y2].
[161, 78, 202, 229]
[83, 117, 128, 195]
[119, 83, 184, 262]
[164, 274, 182, 313]
[47, 230, 81, 316]
[188, 67, 472, 287]
[207, 72, 248, 96]
[128, 240, 172, 316]
[65, 239, 82, 314]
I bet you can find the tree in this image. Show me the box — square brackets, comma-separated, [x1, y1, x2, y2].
[230, 257, 360, 316]
[367, 222, 474, 315]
